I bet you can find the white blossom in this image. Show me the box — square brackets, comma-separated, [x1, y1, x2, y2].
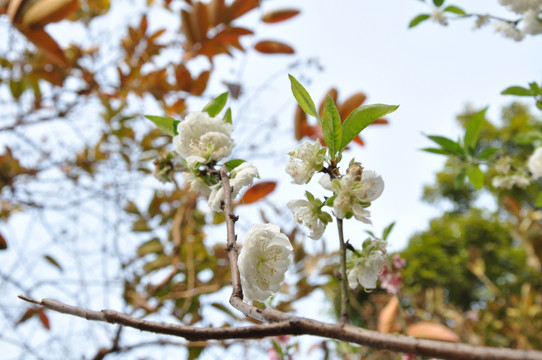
[473, 15, 490, 30]
[528, 147, 542, 179]
[285, 141, 325, 184]
[319, 166, 384, 223]
[173, 112, 234, 166]
[494, 20, 525, 41]
[491, 174, 531, 189]
[347, 238, 387, 290]
[499, 0, 542, 14]
[522, 9, 542, 35]
[430, 8, 448, 25]
[238, 224, 293, 302]
[287, 199, 326, 240]
[208, 162, 259, 212]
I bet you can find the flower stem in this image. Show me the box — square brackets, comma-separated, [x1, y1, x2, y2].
[337, 218, 350, 324]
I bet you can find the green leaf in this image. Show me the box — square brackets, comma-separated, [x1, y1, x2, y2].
[409, 14, 430, 28]
[223, 107, 232, 124]
[137, 238, 163, 256]
[514, 131, 542, 144]
[427, 135, 464, 155]
[340, 104, 398, 151]
[288, 74, 319, 120]
[535, 192, 542, 207]
[464, 107, 487, 151]
[501, 86, 534, 97]
[443, 5, 466, 15]
[202, 92, 228, 117]
[145, 115, 179, 136]
[433, 0, 444, 6]
[466, 165, 484, 189]
[537, 101, 542, 111]
[454, 168, 466, 188]
[322, 96, 342, 159]
[44, 255, 63, 272]
[476, 147, 498, 160]
[383, 222, 396, 241]
[224, 159, 245, 171]
[421, 147, 449, 155]
[528, 82, 541, 94]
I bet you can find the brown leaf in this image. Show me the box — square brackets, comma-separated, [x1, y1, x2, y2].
[254, 40, 294, 54]
[339, 92, 367, 119]
[18, 27, 68, 67]
[227, 0, 259, 22]
[377, 296, 399, 333]
[208, 0, 226, 26]
[261, 8, 300, 23]
[318, 88, 338, 117]
[175, 64, 193, 91]
[238, 181, 277, 205]
[407, 322, 460, 342]
[38, 309, 50, 330]
[191, 70, 210, 95]
[0, 232, 7, 250]
[16, 308, 37, 326]
[20, 0, 78, 28]
[181, 9, 195, 46]
[294, 106, 307, 140]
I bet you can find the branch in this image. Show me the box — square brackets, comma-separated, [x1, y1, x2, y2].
[18, 295, 542, 360]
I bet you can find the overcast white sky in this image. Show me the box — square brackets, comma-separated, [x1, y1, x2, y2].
[225, 0, 542, 252]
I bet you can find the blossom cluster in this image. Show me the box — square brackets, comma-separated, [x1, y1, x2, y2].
[168, 110, 292, 304]
[347, 238, 387, 290]
[494, 0, 542, 40]
[172, 111, 259, 212]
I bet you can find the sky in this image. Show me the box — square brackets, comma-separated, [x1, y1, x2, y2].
[228, 0, 542, 252]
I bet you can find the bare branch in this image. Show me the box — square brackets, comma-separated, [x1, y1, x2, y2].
[18, 295, 542, 360]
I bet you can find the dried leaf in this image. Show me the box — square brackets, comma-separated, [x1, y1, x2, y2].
[407, 322, 460, 342]
[261, 8, 300, 23]
[18, 27, 68, 67]
[254, 40, 294, 54]
[227, 0, 259, 22]
[44, 254, 63, 272]
[339, 92, 367, 120]
[238, 181, 277, 205]
[16, 308, 37, 326]
[21, 0, 78, 27]
[0, 232, 7, 250]
[377, 296, 399, 333]
[191, 70, 210, 95]
[38, 309, 50, 330]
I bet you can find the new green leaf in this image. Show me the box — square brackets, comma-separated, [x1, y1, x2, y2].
[223, 107, 232, 124]
[409, 14, 430, 28]
[202, 92, 228, 117]
[224, 159, 245, 171]
[443, 5, 466, 16]
[322, 95, 342, 159]
[466, 165, 484, 189]
[464, 107, 487, 151]
[288, 74, 319, 120]
[426, 135, 464, 155]
[501, 86, 534, 96]
[145, 115, 179, 136]
[340, 104, 398, 151]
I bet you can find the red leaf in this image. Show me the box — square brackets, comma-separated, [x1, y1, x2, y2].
[238, 181, 277, 205]
[0, 232, 7, 250]
[261, 9, 300, 23]
[16, 308, 37, 326]
[254, 40, 294, 54]
[38, 309, 50, 330]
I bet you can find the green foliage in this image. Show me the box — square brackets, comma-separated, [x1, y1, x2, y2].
[408, 14, 430, 28]
[288, 74, 319, 120]
[322, 95, 342, 160]
[202, 92, 229, 117]
[145, 115, 179, 136]
[401, 209, 541, 309]
[443, 5, 467, 16]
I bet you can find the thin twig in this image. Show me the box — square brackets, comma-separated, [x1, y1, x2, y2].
[337, 218, 350, 324]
